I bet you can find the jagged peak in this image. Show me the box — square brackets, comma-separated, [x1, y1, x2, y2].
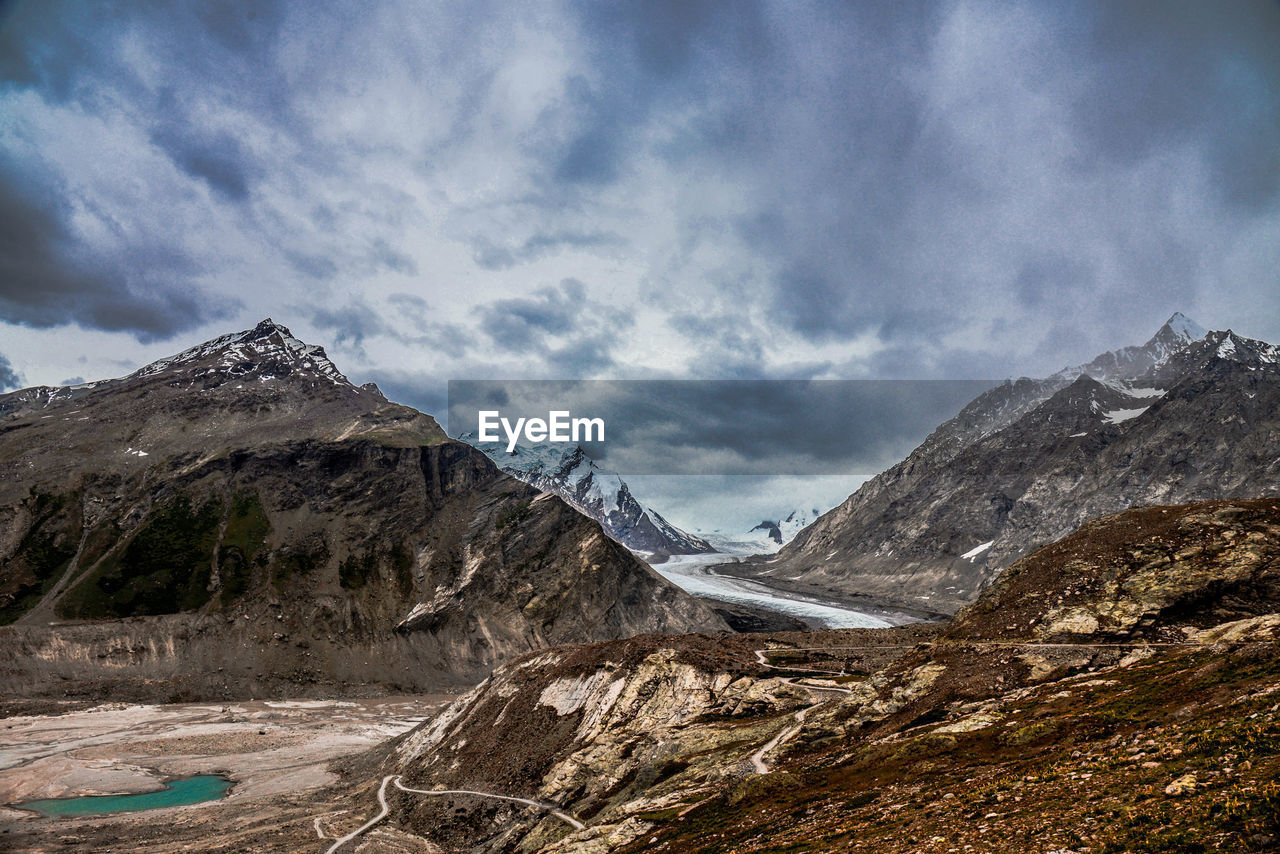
[1047, 313, 1209, 386]
[127, 319, 349, 385]
[1149, 328, 1280, 375]
[245, 317, 294, 340]
[1147, 312, 1208, 347]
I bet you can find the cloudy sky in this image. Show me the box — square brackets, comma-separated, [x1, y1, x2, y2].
[2, 0, 1279, 418]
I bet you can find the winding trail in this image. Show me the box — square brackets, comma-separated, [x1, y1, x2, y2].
[321, 774, 583, 853]
[392, 778, 585, 830]
[747, 646, 863, 773]
[754, 647, 857, 692]
[323, 775, 395, 854]
[749, 705, 812, 774]
[325, 637, 1208, 844]
[313, 810, 348, 840]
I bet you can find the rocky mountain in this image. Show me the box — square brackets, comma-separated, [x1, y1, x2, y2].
[0, 320, 725, 701]
[729, 314, 1280, 615]
[461, 438, 714, 557]
[299, 497, 1280, 854]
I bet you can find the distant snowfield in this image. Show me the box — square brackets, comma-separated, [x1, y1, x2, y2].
[652, 553, 897, 629]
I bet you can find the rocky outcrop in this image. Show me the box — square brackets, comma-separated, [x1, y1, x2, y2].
[949, 497, 1280, 643]
[797, 497, 1280, 744]
[0, 321, 726, 700]
[356, 633, 809, 851]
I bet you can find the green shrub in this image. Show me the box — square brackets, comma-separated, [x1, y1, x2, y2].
[59, 494, 223, 618]
[495, 498, 532, 530]
[217, 493, 270, 605]
[339, 550, 376, 590]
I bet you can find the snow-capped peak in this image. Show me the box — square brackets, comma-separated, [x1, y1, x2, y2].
[458, 434, 713, 555]
[128, 319, 350, 386]
[1162, 312, 1208, 343]
[1048, 312, 1208, 385]
[693, 507, 822, 555]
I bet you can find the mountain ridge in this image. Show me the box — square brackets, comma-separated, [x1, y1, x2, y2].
[730, 314, 1280, 614]
[0, 319, 727, 700]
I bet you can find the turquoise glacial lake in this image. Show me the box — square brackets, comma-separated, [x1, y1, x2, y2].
[20, 774, 233, 817]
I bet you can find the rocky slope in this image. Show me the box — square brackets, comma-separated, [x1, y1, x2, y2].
[315, 498, 1280, 854]
[631, 498, 1280, 854]
[462, 439, 714, 557]
[338, 624, 927, 853]
[734, 314, 1280, 614]
[0, 320, 725, 701]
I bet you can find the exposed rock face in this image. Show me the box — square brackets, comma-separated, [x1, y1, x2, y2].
[948, 497, 1280, 643]
[740, 316, 1280, 614]
[374, 633, 812, 851]
[0, 320, 725, 700]
[462, 439, 714, 557]
[332, 498, 1280, 854]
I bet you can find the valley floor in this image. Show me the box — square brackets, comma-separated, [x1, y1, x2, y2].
[0, 695, 452, 852]
[0, 627, 933, 853]
[4, 625, 1277, 853]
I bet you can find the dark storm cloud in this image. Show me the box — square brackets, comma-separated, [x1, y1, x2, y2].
[0, 353, 22, 391]
[537, 0, 1278, 369]
[1072, 1, 1280, 210]
[286, 251, 339, 280]
[306, 297, 477, 360]
[0, 154, 234, 340]
[663, 314, 841, 381]
[715, 4, 967, 345]
[476, 278, 584, 349]
[473, 278, 631, 375]
[544, 0, 771, 186]
[1014, 253, 1095, 310]
[369, 238, 419, 276]
[478, 285, 578, 350]
[542, 333, 619, 376]
[150, 112, 259, 201]
[307, 302, 390, 351]
[0, 0, 282, 341]
[387, 293, 431, 321]
[0, 2, 108, 95]
[745, 0, 1280, 359]
[522, 1, 966, 348]
[1, 0, 292, 114]
[670, 314, 764, 369]
[2, 0, 1278, 391]
[552, 82, 626, 186]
